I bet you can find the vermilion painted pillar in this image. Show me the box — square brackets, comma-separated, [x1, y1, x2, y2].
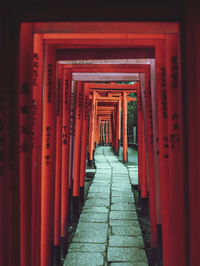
[0, 34, 7, 264]
[73, 81, 83, 197]
[140, 73, 149, 195]
[112, 110, 116, 151]
[41, 45, 56, 266]
[115, 105, 119, 153]
[141, 102, 148, 199]
[89, 90, 96, 164]
[93, 98, 98, 151]
[61, 69, 72, 258]
[109, 120, 112, 145]
[137, 85, 142, 191]
[100, 122, 103, 145]
[32, 33, 43, 266]
[165, 34, 186, 266]
[80, 83, 90, 198]
[88, 95, 92, 164]
[185, 6, 200, 265]
[53, 64, 63, 265]
[118, 100, 121, 153]
[122, 92, 128, 162]
[143, 69, 158, 248]
[69, 81, 76, 195]
[19, 23, 33, 266]
[105, 122, 108, 146]
[0, 22, 20, 266]
[94, 104, 98, 149]
[150, 59, 161, 231]
[97, 117, 100, 145]
[155, 39, 170, 265]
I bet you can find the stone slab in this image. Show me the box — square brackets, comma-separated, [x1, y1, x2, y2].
[110, 211, 137, 220]
[90, 186, 110, 193]
[111, 197, 134, 204]
[112, 187, 132, 192]
[68, 243, 106, 253]
[111, 263, 148, 266]
[109, 235, 144, 248]
[110, 219, 140, 227]
[112, 226, 142, 236]
[107, 247, 148, 263]
[87, 192, 110, 199]
[64, 252, 104, 266]
[73, 230, 107, 243]
[112, 191, 133, 197]
[79, 213, 108, 223]
[111, 203, 136, 211]
[82, 206, 109, 214]
[84, 198, 110, 207]
[76, 222, 108, 233]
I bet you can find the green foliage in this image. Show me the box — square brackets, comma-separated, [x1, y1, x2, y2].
[127, 98, 137, 132]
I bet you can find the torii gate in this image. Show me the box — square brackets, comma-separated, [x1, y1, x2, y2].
[87, 82, 138, 163]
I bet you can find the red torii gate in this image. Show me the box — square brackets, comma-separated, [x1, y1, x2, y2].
[2, 24, 186, 266]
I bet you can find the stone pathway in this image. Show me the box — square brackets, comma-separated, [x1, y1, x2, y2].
[64, 147, 148, 266]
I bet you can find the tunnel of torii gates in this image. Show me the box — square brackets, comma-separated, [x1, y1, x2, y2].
[1, 22, 192, 266]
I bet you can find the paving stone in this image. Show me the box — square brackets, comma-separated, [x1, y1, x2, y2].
[110, 263, 148, 266]
[107, 247, 148, 263]
[64, 252, 104, 266]
[110, 211, 137, 220]
[64, 147, 147, 266]
[90, 186, 110, 193]
[111, 203, 136, 211]
[109, 235, 144, 248]
[84, 198, 110, 207]
[73, 230, 107, 243]
[82, 206, 109, 214]
[111, 196, 134, 204]
[93, 180, 111, 184]
[68, 243, 106, 253]
[79, 213, 108, 223]
[87, 192, 110, 199]
[111, 195, 133, 200]
[112, 187, 132, 192]
[112, 191, 133, 197]
[112, 183, 130, 187]
[76, 222, 108, 233]
[112, 226, 142, 236]
[110, 219, 140, 227]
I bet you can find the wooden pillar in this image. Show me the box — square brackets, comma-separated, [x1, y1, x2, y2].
[108, 118, 112, 146]
[61, 69, 72, 258]
[150, 59, 162, 234]
[89, 90, 96, 163]
[155, 39, 170, 264]
[105, 122, 108, 146]
[122, 92, 128, 162]
[19, 23, 33, 266]
[1, 21, 20, 266]
[80, 83, 90, 197]
[118, 100, 121, 152]
[112, 110, 116, 151]
[141, 99, 148, 199]
[69, 81, 76, 192]
[53, 64, 63, 265]
[41, 44, 56, 266]
[137, 84, 142, 191]
[32, 33, 43, 266]
[165, 34, 186, 266]
[185, 4, 200, 265]
[73, 81, 83, 197]
[115, 106, 119, 153]
[143, 69, 158, 248]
